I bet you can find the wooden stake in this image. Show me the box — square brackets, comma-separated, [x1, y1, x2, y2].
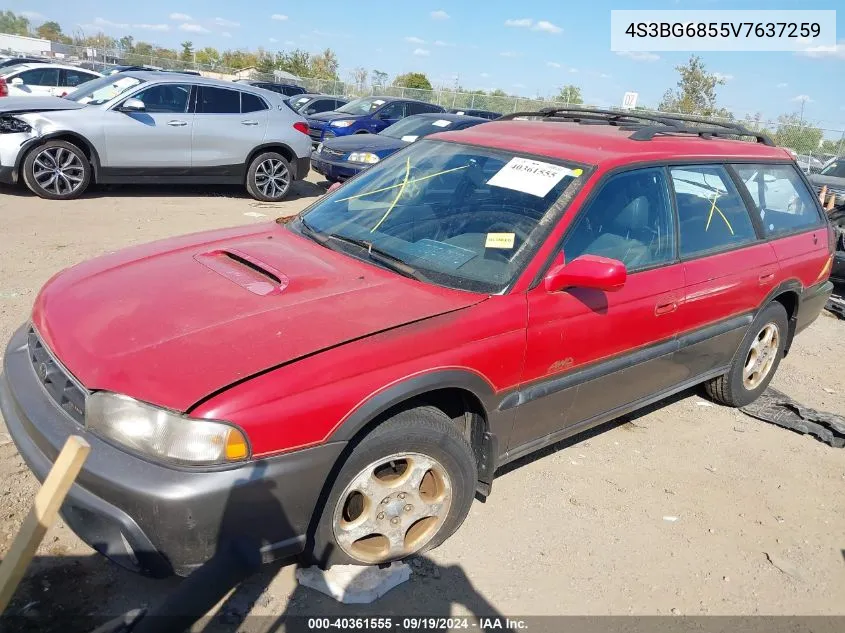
[819, 185, 828, 204]
[825, 192, 836, 211]
[0, 436, 90, 613]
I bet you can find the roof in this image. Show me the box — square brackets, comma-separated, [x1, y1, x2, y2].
[433, 119, 792, 168]
[2, 62, 101, 74]
[123, 71, 276, 92]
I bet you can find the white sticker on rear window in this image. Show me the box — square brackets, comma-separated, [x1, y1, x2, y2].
[401, 135, 419, 142]
[373, 99, 385, 105]
[431, 119, 452, 127]
[487, 157, 576, 198]
[455, 111, 466, 115]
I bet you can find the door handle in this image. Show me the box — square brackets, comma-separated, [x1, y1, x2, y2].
[241, 120, 259, 126]
[655, 301, 678, 316]
[167, 120, 187, 127]
[758, 272, 776, 285]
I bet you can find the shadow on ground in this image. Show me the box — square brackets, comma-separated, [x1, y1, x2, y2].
[0, 180, 326, 202]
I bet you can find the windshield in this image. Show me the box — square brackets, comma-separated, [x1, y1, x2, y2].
[820, 159, 845, 179]
[0, 64, 27, 77]
[336, 97, 387, 116]
[298, 140, 587, 293]
[290, 96, 312, 111]
[65, 75, 144, 105]
[381, 116, 466, 141]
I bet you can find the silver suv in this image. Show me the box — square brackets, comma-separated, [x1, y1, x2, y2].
[0, 72, 312, 201]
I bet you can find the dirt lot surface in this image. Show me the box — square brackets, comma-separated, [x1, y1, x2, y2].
[1, 177, 844, 632]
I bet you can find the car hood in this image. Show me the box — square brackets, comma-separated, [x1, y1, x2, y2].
[322, 134, 405, 155]
[308, 111, 363, 123]
[809, 174, 845, 189]
[0, 96, 87, 113]
[31, 223, 483, 411]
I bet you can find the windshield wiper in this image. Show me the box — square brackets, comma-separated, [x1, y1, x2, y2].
[327, 233, 429, 282]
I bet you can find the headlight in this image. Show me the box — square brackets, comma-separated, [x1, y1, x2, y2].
[316, 142, 323, 154]
[330, 120, 355, 128]
[86, 392, 249, 466]
[348, 152, 380, 164]
[0, 116, 32, 134]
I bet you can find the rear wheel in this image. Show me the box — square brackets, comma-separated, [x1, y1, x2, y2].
[705, 302, 788, 407]
[22, 140, 91, 200]
[245, 152, 292, 201]
[306, 406, 476, 568]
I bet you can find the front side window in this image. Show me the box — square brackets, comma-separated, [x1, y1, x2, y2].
[131, 83, 191, 114]
[733, 163, 822, 237]
[299, 140, 587, 293]
[670, 165, 758, 258]
[563, 168, 675, 270]
[63, 69, 97, 87]
[18, 68, 60, 86]
[378, 102, 406, 120]
[198, 86, 240, 114]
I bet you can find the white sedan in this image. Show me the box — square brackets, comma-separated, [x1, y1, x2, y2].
[0, 63, 102, 98]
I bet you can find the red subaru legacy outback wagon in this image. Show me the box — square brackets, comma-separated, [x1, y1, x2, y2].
[1, 108, 834, 577]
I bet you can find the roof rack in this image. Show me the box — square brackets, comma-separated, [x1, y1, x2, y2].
[498, 106, 775, 146]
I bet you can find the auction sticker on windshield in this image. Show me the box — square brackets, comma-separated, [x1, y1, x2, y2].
[487, 157, 576, 197]
[485, 233, 516, 249]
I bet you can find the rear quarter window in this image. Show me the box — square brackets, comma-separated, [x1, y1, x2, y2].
[732, 163, 823, 237]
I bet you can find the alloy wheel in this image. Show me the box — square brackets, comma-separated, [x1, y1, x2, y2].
[31, 147, 85, 197]
[254, 158, 290, 199]
[332, 452, 453, 564]
[743, 322, 780, 390]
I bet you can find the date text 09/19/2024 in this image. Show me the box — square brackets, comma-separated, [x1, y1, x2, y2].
[306, 617, 529, 630]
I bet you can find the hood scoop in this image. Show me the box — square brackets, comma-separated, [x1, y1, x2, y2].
[194, 248, 289, 296]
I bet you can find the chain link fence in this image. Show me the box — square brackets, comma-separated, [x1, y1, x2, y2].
[6, 38, 844, 170]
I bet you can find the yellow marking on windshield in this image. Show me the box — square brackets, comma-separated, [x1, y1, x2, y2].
[334, 165, 469, 203]
[705, 193, 734, 235]
[371, 156, 411, 233]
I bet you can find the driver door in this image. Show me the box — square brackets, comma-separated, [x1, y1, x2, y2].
[511, 167, 686, 449]
[102, 83, 195, 169]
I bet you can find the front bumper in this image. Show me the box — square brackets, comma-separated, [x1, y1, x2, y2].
[831, 251, 845, 283]
[0, 324, 346, 577]
[311, 155, 364, 182]
[0, 165, 15, 184]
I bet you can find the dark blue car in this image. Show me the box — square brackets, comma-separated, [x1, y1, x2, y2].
[305, 96, 445, 144]
[311, 113, 487, 182]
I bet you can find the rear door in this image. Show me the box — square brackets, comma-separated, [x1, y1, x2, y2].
[671, 164, 778, 379]
[102, 82, 194, 168]
[514, 167, 685, 448]
[732, 163, 830, 289]
[192, 86, 269, 170]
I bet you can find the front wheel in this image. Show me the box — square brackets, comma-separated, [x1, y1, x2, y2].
[22, 140, 91, 200]
[306, 406, 477, 568]
[705, 301, 788, 407]
[245, 152, 292, 201]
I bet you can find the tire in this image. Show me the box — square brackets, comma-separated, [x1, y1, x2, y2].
[306, 406, 477, 568]
[705, 302, 789, 407]
[22, 140, 91, 200]
[245, 152, 292, 201]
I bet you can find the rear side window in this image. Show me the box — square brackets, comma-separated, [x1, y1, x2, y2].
[670, 165, 758, 258]
[241, 92, 267, 114]
[564, 167, 675, 271]
[732, 164, 823, 237]
[198, 86, 240, 114]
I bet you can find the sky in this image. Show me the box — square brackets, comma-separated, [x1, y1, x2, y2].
[11, 0, 845, 133]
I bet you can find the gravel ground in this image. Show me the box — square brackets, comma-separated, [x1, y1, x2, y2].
[0, 177, 844, 632]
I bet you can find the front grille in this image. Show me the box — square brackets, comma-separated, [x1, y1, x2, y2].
[27, 328, 87, 425]
[321, 147, 345, 160]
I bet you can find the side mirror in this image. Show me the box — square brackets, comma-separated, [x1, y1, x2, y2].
[10, 77, 23, 86]
[304, 108, 316, 115]
[544, 255, 627, 293]
[120, 98, 145, 112]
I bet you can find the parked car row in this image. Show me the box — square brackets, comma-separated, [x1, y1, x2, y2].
[0, 62, 102, 97]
